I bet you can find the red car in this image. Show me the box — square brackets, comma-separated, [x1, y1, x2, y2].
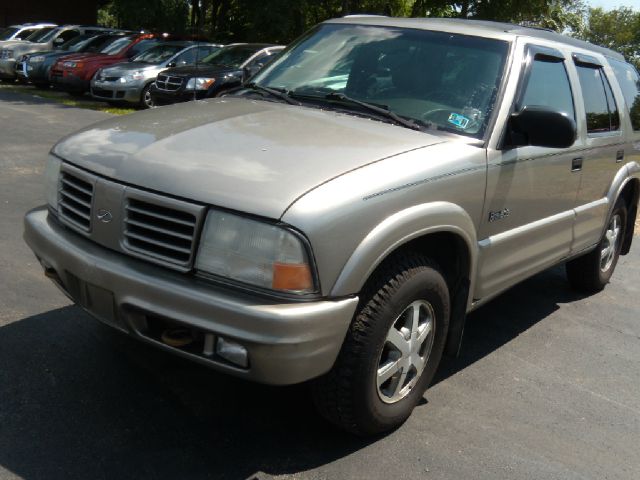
[49, 33, 164, 94]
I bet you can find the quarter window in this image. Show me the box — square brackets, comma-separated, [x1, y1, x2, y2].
[609, 58, 640, 131]
[519, 57, 575, 119]
[576, 64, 620, 133]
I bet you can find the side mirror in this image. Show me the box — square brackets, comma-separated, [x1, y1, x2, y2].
[506, 106, 576, 149]
[54, 37, 64, 45]
[242, 64, 261, 83]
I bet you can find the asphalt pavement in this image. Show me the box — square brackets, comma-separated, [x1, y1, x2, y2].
[1, 89, 639, 480]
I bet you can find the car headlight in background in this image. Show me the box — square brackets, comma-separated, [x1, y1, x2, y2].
[120, 71, 145, 83]
[30, 55, 45, 63]
[196, 210, 316, 294]
[44, 155, 62, 211]
[1, 49, 14, 59]
[185, 77, 215, 90]
[62, 61, 81, 68]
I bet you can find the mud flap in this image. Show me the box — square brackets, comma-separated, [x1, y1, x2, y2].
[444, 277, 470, 357]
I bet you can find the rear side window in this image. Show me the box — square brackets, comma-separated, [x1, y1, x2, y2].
[575, 64, 620, 133]
[609, 58, 640, 130]
[518, 56, 575, 119]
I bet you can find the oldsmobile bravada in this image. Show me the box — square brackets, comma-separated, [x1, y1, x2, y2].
[24, 17, 640, 435]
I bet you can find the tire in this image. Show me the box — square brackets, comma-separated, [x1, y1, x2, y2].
[140, 83, 154, 109]
[566, 199, 627, 292]
[312, 253, 450, 435]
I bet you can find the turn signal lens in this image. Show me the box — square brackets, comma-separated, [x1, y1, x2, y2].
[272, 262, 313, 291]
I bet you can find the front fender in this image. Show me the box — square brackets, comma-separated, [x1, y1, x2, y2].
[330, 201, 478, 299]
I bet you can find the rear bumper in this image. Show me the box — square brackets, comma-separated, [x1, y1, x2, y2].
[24, 207, 358, 385]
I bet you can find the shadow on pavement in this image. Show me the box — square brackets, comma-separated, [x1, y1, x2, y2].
[0, 264, 587, 480]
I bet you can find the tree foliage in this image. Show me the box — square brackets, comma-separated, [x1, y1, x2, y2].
[96, 0, 638, 60]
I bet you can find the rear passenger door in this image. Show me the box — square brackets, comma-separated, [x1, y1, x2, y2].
[477, 45, 582, 298]
[570, 53, 626, 252]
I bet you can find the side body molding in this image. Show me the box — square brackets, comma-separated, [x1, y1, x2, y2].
[329, 201, 478, 304]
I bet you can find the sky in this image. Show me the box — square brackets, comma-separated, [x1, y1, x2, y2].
[588, 0, 640, 9]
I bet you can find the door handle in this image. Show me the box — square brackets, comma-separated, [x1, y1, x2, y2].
[571, 157, 583, 172]
[616, 150, 624, 162]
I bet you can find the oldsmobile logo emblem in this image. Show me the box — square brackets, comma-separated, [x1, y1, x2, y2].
[96, 209, 113, 223]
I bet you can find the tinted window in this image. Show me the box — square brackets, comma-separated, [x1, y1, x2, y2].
[202, 45, 265, 68]
[609, 58, 640, 130]
[576, 65, 618, 133]
[17, 28, 37, 39]
[519, 57, 575, 118]
[58, 30, 79, 43]
[0, 28, 19, 40]
[133, 44, 185, 64]
[173, 48, 197, 65]
[25, 28, 55, 42]
[127, 39, 161, 58]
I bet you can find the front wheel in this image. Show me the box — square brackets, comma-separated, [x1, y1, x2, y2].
[312, 254, 450, 435]
[566, 199, 627, 292]
[140, 83, 155, 109]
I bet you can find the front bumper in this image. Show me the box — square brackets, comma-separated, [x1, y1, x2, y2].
[49, 69, 89, 92]
[24, 207, 358, 385]
[150, 85, 206, 105]
[0, 59, 17, 79]
[90, 81, 143, 104]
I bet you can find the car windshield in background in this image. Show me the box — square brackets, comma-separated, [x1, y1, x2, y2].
[133, 44, 185, 64]
[0, 28, 18, 40]
[201, 45, 260, 68]
[37, 27, 62, 44]
[253, 24, 509, 138]
[24, 27, 56, 43]
[101, 36, 134, 55]
[59, 34, 95, 51]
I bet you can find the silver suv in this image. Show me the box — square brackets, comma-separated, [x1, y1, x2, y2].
[24, 17, 640, 435]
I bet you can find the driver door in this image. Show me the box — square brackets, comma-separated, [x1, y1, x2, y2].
[475, 44, 583, 299]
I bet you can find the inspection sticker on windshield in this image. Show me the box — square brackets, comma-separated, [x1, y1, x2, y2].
[447, 113, 470, 129]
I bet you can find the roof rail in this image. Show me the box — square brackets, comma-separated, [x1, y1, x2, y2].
[343, 14, 388, 18]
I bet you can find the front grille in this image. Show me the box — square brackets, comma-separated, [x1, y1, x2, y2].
[124, 198, 197, 266]
[156, 74, 183, 91]
[58, 171, 94, 232]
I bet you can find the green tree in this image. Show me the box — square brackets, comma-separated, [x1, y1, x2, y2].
[580, 7, 640, 66]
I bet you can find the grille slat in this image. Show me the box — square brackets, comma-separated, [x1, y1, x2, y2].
[156, 74, 184, 91]
[60, 189, 92, 209]
[126, 218, 194, 241]
[59, 171, 93, 232]
[126, 204, 196, 228]
[124, 198, 197, 266]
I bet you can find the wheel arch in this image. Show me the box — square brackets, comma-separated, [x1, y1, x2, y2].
[618, 176, 639, 255]
[330, 202, 477, 305]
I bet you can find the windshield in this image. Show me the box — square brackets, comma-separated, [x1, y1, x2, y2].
[37, 27, 61, 44]
[253, 24, 508, 138]
[101, 36, 134, 55]
[202, 45, 262, 68]
[0, 27, 19, 40]
[59, 34, 93, 51]
[132, 43, 183, 63]
[25, 27, 56, 43]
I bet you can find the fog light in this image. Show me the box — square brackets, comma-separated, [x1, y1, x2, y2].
[216, 337, 248, 368]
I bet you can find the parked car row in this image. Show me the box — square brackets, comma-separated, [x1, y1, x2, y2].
[2, 22, 284, 109]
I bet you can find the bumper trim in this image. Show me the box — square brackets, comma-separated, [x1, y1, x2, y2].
[24, 207, 358, 385]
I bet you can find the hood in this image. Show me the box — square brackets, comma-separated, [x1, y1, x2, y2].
[101, 61, 158, 75]
[161, 64, 237, 78]
[53, 97, 445, 219]
[11, 42, 49, 56]
[57, 52, 113, 64]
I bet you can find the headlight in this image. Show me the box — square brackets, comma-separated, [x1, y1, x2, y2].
[63, 61, 80, 68]
[196, 210, 316, 294]
[1, 49, 14, 59]
[30, 55, 45, 63]
[44, 155, 62, 210]
[185, 77, 215, 90]
[119, 71, 145, 83]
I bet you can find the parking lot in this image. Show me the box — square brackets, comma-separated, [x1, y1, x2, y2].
[1, 88, 639, 480]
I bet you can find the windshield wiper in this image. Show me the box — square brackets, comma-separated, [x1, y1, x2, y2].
[244, 83, 300, 105]
[321, 92, 423, 131]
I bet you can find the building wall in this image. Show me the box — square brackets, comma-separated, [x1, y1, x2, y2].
[1, 0, 97, 27]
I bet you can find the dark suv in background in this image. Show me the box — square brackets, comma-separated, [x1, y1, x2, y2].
[150, 43, 283, 105]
